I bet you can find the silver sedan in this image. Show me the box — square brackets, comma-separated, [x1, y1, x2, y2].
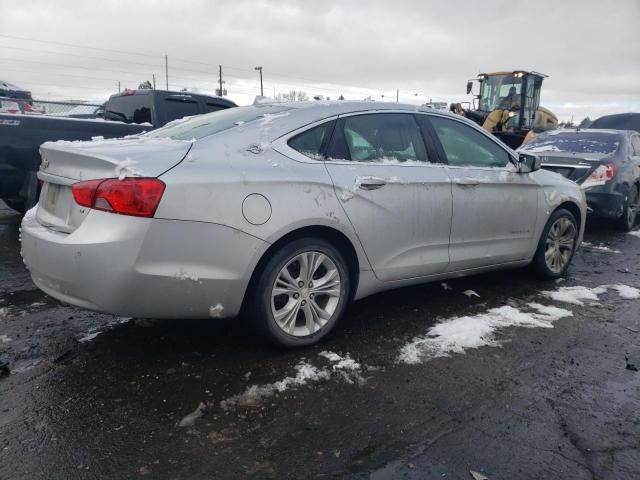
[21, 102, 586, 347]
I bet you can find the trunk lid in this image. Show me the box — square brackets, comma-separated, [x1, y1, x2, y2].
[538, 152, 609, 184]
[35, 137, 192, 233]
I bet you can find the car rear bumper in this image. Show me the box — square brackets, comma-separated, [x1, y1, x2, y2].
[21, 207, 267, 319]
[585, 190, 626, 219]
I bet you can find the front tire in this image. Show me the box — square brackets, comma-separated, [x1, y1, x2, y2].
[531, 208, 578, 279]
[250, 238, 351, 348]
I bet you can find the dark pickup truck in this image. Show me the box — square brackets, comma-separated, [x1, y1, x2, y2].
[0, 89, 236, 212]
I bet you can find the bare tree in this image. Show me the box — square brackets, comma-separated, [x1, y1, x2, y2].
[138, 80, 153, 89]
[275, 90, 309, 102]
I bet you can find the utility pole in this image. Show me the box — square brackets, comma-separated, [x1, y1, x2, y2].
[152, 74, 156, 89]
[254, 66, 263, 96]
[165, 55, 169, 90]
[118, 81, 120, 93]
[218, 65, 224, 96]
[396, 89, 399, 103]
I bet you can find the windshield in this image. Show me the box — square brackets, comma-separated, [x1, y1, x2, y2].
[479, 74, 522, 112]
[145, 104, 292, 140]
[522, 131, 621, 155]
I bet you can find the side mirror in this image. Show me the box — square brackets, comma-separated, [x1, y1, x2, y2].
[466, 81, 473, 95]
[518, 152, 542, 173]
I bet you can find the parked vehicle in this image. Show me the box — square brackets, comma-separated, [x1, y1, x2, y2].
[0, 89, 236, 212]
[590, 113, 640, 133]
[21, 102, 586, 347]
[520, 129, 640, 230]
[0, 80, 32, 101]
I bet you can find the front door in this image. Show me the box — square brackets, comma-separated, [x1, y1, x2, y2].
[425, 115, 539, 271]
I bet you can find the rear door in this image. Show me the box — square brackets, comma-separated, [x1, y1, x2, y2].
[324, 112, 452, 281]
[424, 115, 539, 271]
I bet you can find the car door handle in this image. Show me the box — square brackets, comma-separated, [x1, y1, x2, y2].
[454, 177, 480, 187]
[358, 177, 387, 190]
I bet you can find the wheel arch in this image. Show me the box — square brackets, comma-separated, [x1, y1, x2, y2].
[556, 200, 583, 232]
[241, 225, 361, 313]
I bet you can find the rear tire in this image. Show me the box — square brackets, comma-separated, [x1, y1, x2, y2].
[250, 238, 351, 348]
[531, 208, 578, 279]
[615, 184, 638, 232]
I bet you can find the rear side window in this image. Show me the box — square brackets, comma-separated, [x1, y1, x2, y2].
[429, 116, 510, 168]
[330, 114, 427, 162]
[522, 131, 621, 155]
[104, 94, 152, 124]
[159, 97, 200, 126]
[288, 122, 334, 159]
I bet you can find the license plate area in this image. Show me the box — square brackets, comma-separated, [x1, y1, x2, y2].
[42, 182, 61, 211]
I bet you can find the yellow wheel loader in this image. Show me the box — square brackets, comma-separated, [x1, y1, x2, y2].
[451, 71, 558, 149]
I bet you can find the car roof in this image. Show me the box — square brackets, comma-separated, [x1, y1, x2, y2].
[252, 100, 465, 125]
[590, 112, 640, 132]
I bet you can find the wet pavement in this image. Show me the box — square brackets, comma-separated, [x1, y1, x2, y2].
[0, 200, 638, 480]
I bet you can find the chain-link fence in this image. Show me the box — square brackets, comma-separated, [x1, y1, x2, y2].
[0, 97, 103, 118]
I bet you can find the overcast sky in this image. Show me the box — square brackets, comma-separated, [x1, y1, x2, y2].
[1, 0, 638, 121]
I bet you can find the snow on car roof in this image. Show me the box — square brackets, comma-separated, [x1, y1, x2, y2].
[0, 80, 27, 92]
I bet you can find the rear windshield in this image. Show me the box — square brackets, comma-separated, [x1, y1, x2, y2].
[523, 131, 621, 155]
[146, 105, 292, 140]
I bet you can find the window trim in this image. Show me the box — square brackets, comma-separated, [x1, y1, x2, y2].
[421, 113, 517, 169]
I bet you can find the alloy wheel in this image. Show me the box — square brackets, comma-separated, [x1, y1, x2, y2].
[544, 217, 577, 274]
[270, 251, 342, 337]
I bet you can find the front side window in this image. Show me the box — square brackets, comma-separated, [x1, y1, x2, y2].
[334, 114, 427, 162]
[429, 116, 510, 168]
[287, 122, 333, 159]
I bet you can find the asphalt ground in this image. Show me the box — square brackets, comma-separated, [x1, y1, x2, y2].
[0, 200, 638, 480]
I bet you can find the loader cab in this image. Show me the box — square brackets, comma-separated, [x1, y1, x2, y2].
[475, 71, 546, 129]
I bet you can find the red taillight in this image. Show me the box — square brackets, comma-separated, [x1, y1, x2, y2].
[582, 163, 618, 189]
[71, 178, 165, 217]
[71, 179, 102, 208]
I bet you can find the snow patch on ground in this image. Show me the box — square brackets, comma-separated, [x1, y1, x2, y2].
[397, 303, 573, 365]
[609, 284, 640, 299]
[220, 361, 330, 409]
[542, 285, 606, 305]
[581, 242, 621, 254]
[628, 230, 640, 238]
[178, 402, 208, 427]
[0, 334, 11, 343]
[318, 351, 366, 384]
[542, 284, 639, 304]
[77, 317, 131, 343]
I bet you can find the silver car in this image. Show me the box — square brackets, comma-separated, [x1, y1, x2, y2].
[21, 102, 586, 347]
